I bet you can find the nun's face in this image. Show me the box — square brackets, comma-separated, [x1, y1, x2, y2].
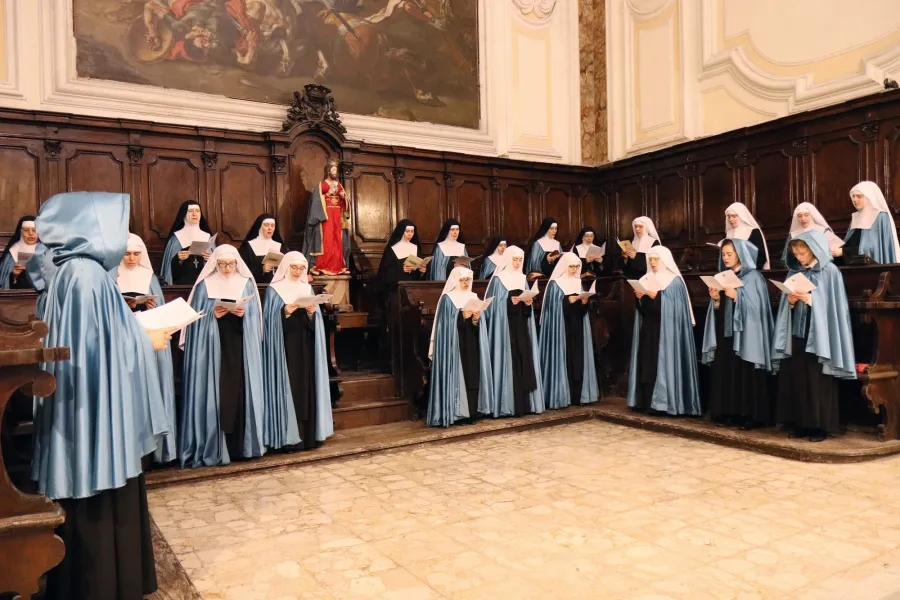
[497, 241, 507, 254]
[649, 256, 660, 272]
[289, 263, 307, 280]
[548, 224, 558, 238]
[511, 256, 524, 270]
[186, 205, 202, 224]
[459, 276, 472, 291]
[721, 244, 740, 269]
[567, 263, 578, 276]
[791, 243, 813, 266]
[583, 232, 595, 245]
[216, 257, 237, 276]
[633, 223, 644, 236]
[796, 211, 811, 228]
[261, 220, 276, 238]
[449, 225, 460, 240]
[403, 226, 415, 241]
[20, 224, 38, 245]
[727, 213, 740, 228]
[851, 192, 867, 210]
[123, 249, 142, 269]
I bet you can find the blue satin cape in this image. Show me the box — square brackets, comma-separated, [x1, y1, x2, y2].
[261, 288, 334, 448]
[180, 278, 266, 466]
[845, 212, 897, 264]
[538, 281, 599, 409]
[772, 230, 856, 380]
[0, 253, 12, 289]
[483, 278, 545, 416]
[525, 241, 547, 274]
[148, 277, 178, 463]
[32, 191, 168, 500]
[701, 239, 774, 371]
[427, 295, 494, 427]
[427, 245, 468, 281]
[626, 278, 702, 415]
[479, 257, 497, 279]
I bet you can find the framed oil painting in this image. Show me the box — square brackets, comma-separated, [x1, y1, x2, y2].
[74, 0, 480, 129]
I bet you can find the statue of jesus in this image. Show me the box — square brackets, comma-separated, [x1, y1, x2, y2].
[303, 158, 351, 274]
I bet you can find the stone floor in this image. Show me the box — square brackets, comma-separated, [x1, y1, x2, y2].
[148, 421, 900, 600]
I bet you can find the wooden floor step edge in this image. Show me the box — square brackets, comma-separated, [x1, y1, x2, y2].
[333, 399, 409, 412]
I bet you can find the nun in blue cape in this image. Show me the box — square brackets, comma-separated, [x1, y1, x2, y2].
[179, 244, 265, 467]
[117, 233, 178, 464]
[428, 218, 469, 280]
[627, 246, 701, 416]
[774, 230, 856, 441]
[539, 252, 599, 408]
[479, 237, 506, 279]
[0, 215, 38, 289]
[160, 200, 215, 285]
[427, 267, 494, 426]
[839, 181, 900, 264]
[525, 217, 561, 277]
[32, 191, 166, 599]
[701, 239, 774, 428]
[780, 203, 844, 265]
[483, 246, 544, 416]
[261, 251, 334, 450]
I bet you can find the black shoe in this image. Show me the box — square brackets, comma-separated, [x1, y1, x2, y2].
[788, 429, 808, 439]
[740, 421, 759, 431]
[808, 431, 827, 443]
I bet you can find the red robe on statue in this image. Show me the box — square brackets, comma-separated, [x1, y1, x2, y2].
[316, 179, 348, 274]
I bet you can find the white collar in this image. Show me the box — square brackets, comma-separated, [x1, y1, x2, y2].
[203, 272, 250, 299]
[248, 236, 281, 256]
[117, 264, 154, 295]
[8, 240, 37, 263]
[174, 222, 210, 248]
[537, 237, 560, 252]
[271, 275, 312, 305]
[437, 239, 466, 256]
[392, 240, 417, 259]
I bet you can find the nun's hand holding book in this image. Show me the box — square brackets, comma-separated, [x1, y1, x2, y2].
[724, 288, 738, 301]
[305, 305, 316, 317]
[708, 287, 721, 300]
[231, 306, 245, 318]
[214, 306, 230, 318]
[177, 250, 190, 261]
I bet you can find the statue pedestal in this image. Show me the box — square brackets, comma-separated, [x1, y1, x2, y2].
[315, 274, 353, 312]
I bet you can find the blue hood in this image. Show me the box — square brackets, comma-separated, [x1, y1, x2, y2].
[36, 192, 129, 271]
[784, 230, 832, 272]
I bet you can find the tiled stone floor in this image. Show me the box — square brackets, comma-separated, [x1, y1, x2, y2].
[148, 421, 900, 600]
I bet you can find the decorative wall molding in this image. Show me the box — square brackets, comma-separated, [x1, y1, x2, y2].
[511, 0, 558, 22]
[0, 0, 24, 100]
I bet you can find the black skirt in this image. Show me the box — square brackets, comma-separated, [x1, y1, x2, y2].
[45, 474, 157, 600]
[217, 312, 247, 458]
[283, 308, 318, 449]
[632, 294, 662, 411]
[562, 295, 587, 405]
[457, 311, 481, 419]
[506, 291, 538, 417]
[776, 326, 840, 433]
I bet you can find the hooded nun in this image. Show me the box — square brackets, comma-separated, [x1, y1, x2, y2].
[160, 200, 215, 285]
[621, 217, 661, 280]
[238, 213, 288, 283]
[427, 267, 493, 426]
[701, 239, 774, 427]
[479, 237, 506, 279]
[538, 252, 600, 409]
[428, 218, 468, 281]
[626, 246, 701, 416]
[179, 244, 265, 467]
[781, 202, 844, 264]
[483, 246, 545, 417]
[525, 217, 561, 276]
[724, 203, 770, 270]
[774, 230, 856, 439]
[570, 226, 605, 280]
[261, 251, 334, 450]
[0, 215, 38, 289]
[843, 181, 899, 264]
[32, 192, 166, 600]
[117, 233, 177, 463]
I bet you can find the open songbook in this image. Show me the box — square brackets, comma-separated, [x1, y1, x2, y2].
[626, 278, 660, 294]
[14, 252, 33, 267]
[188, 233, 217, 256]
[404, 255, 432, 270]
[261, 251, 284, 267]
[574, 281, 597, 301]
[213, 294, 254, 311]
[586, 244, 605, 259]
[134, 297, 203, 331]
[291, 293, 333, 308]
[514, 281, 540, 301]
[463, 297, 493, 313]
[769, 273, 816, 305]
[617, 239, 635, 253]
[700, 270, 744, 290]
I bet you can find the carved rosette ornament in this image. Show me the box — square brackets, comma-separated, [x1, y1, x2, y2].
[201, 151, 218, 171]
[489, 177, 501, 191]
[44, 140, 61, 160]
[572, 185, 587, 198]
[790, 139, 809, 156]
[392, 167, 408, 184]
[282, 84, 347, 133]
[340, 161, 355, 178]
[443, 173, 457, 188]
[861, 121, 880, 141]
[638, 173, 655, 188]
[271, 156, 287, 173]
[511, 0, 558, 21]
[733, 150, 749, 168]
[127, 146, 144, 165]
[531, 181, 545, 194]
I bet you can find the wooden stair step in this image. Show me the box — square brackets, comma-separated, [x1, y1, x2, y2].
[332, 398, 410, 431]
[334, 372, 396, 403]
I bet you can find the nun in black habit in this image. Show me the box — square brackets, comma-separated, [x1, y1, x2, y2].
[376, 220, 428, 297]
[238, 213, 289, 284]
[570, 226, 605, 283]
[525, 217, 562, 277]
[160, 201, 215, 285]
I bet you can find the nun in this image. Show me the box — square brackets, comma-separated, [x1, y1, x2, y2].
[538, 252, 600, 408]
[117, 233, 178, 463]
[261, 252, 334, 451]
[525, 217, 562, 277]
[621, 217, 661, 280]
[781, 202, 844, 263]
[427, 267, 493, 427]
[160, 200, 215, 285]
[0, 215, 39, 289]
[376, 220, 428, 297]
[179, 245, 266, 467]
[479, 237, 506, 279]
[774, 231, 856, 442]
[701, 239, 774, 429]
[626, 246, 701, 416]
[837, 181, 899, 264]
[238, 213, 289, 283]
[724, 203, 770, 270]
[428, 218, 468, 280]
[32, 192, 168, 600]
[570, 226, 605, 281]
[483, 246, 544, 417]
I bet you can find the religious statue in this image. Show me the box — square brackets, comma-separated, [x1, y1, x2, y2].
[303, 158, 351, 275]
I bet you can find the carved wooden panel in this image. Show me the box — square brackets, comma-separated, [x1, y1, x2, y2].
[354, 171, 392, 243]
[0, 146, 39, 236]
[811, 134, 863, 224]
[616, 182, 643, 240]
[700, 163, 736, 235]
[66, 149, 125, 195]
[146, 154, 203, 247]
[883, 125, 900, 214]
[457, 180, 489, 244]
[499, 184, 532, 246]
[219, 161, 267, 241]
[289, 141, 330, 241]
[654, 173, 687, 241]
[581, 189, 609, 242]
[751, 149, 793, 229]
[406, 176, 443, 242]
[544, 187, 573, 244]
